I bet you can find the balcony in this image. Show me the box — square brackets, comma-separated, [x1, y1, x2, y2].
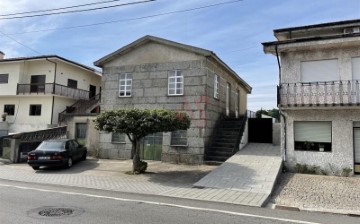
[17, 83, 89, 100]
[278, 80, 360, 108]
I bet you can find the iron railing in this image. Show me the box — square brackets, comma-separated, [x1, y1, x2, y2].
[17, 83, 89, 100]
[278, 80, 360, 107]
[58, 93, 101, 123]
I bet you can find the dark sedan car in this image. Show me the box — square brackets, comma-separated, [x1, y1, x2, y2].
[27, 139, 87, 170]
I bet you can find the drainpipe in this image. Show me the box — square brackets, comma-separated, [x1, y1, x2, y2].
[275, 44, 287, 162]
[46, 58, 57, 125]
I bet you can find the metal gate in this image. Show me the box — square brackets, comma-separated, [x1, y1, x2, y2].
[248, 118, 273, 143]
[140, 132, 163, 161]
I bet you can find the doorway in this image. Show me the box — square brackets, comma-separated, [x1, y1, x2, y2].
[226, 83, 230, 116]
[30, 75, 46, 93]
[89, 85, 96, 99]
[140, 132, 163, 161]
[353, 128, 360, 174]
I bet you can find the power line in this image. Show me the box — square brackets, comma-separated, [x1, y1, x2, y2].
[2, 0, 243, 35]
[0, 0, 126, 17]
[0, 0, 155, 20]
[0, 30, 42, 55]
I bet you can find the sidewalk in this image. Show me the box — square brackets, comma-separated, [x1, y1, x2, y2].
[0, 143, 282, 208]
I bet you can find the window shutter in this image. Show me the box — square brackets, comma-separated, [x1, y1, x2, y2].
[294, 121, 331, 143]
[301, 59, 339, 82]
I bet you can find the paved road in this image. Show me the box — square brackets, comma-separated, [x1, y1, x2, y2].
[0, 179, 358, 224]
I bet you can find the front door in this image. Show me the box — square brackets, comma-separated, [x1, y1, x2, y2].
[354, 128, 360, 174]
[140, 132, 163, 161]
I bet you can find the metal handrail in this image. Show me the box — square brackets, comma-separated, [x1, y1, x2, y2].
[17, 83, 90, 100]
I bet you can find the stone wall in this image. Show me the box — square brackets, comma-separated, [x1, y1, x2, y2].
[101, 59, 208, 164]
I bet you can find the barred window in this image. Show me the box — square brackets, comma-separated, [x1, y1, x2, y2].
[112, 133, 126, 143]
[171, 130, 187, 146]
[214, 74, 219, 99]
[119, 73, 132, 97]
[168, 70, 183, 95]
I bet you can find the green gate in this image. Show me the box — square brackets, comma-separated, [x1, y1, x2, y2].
[140, 132, 163, 161]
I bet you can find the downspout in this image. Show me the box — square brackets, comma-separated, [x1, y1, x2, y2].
[46, 58, 57, 125]
[275, 44, 287, 162]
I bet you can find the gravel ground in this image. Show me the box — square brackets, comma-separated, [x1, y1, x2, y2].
[271, 172, 360, 214]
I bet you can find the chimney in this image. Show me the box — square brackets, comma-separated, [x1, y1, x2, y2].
[0, 51, 4, 60]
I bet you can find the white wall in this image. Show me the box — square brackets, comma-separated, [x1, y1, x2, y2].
[283, 109, 357, 174]
[0, 62, 20, 95]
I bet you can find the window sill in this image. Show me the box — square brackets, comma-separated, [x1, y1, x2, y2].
[112, 142, 126, 144]
[118, 96, 132, 98]
[170, 145, 188, 147]
[167, 94, 184, 97]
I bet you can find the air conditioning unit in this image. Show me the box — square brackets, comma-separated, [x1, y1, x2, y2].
[344, 27, 360, 34]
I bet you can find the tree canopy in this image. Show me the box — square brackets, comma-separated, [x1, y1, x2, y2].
[94, 109, 191, 174]
[94, 109, 191, 140]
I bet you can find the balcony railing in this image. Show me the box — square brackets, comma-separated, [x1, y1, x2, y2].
[17, 83, 90, 100]
[278, 80, 360, 107]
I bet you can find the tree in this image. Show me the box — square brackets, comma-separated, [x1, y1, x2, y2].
[94, 109, 191, 174]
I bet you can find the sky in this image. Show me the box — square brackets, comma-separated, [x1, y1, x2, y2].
[0, 0, 359, 111]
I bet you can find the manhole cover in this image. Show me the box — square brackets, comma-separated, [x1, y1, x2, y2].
[28, 206, 84, 219]
[38, 208, 74, 217]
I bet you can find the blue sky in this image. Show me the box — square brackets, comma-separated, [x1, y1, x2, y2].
[1, 0, 359, 111]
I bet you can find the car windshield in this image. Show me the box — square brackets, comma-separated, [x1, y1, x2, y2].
[36, 141, 65, 151]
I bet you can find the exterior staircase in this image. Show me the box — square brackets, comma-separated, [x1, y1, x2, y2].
[58, 94, 100, 124]
[204, 116, 247, 163]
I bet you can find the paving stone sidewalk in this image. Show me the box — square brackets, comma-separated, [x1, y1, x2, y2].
[271, 173, 360, 215]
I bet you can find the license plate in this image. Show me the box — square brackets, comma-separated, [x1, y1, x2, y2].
[38, 156, 50, 160]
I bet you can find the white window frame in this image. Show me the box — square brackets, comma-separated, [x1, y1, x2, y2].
[119, 73, 132, 97]
[214, 74, 219, 99]
[168, 70, 184, 96]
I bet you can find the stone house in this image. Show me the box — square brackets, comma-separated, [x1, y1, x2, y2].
[263, 19, 360, 175]
[94, 35, 251, 164]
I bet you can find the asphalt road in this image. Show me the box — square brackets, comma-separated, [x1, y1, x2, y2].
[0, 179, 358, 224]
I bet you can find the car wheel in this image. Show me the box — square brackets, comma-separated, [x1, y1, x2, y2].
[32, 166, 40, 170]
[66, 157, 73, 169]
[81, 152, 87, 161]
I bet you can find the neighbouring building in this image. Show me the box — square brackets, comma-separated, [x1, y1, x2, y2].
[0, 53, 102, 158]
[263, 19, 360, 175]
[94, 35, 251, 164]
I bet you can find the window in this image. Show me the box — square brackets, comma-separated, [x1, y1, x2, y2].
[294, 121, 332, 152]
[75, 123, 87, 145]
[168, 70, 184, 95]
[301, 59, 339, 82]
[4, 105, 15, 115]
[352, 57, 360, 80]
[30, 75, 46, 93]
[119, 73, 132, 97]
[171, 130, 187, 146]
[0, 74, 8, 84]
[29, 105, 41, 116]
[112, 133, 126, 143]
[214, 75, 219, 99]
[67, 79, 78, 89]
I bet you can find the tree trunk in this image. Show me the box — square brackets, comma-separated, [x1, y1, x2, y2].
[132, 138, 147, 174]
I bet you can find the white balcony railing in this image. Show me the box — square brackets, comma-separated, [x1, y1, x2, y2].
[278, 80, 360, 107]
